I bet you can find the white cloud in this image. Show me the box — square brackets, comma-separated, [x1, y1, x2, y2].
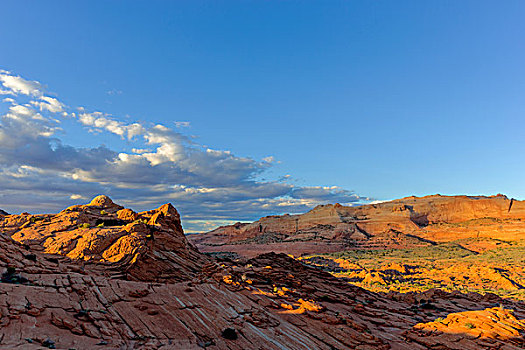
[107, 89, 123, 95]
[131, 148, 152, 154]
[78, 112, 145, 140]
[0, 70, 367, 232]
[369, 199, 387, 205]
[174, 121, 190, 128]
[0, 73, 44, 97]
[31, 96, 65, 113]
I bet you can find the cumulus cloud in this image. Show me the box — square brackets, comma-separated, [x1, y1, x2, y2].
[70, 194, 85, 200]
[0, 73, 44, 97]
[30, 96, 65, 113]
[78, 112, 145, 140]
[0, 70, 366, 232]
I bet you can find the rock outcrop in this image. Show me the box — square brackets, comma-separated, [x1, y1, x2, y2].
[190, 194, 525, 257]
[0, 196, 207, 282]
[405, 307, 525, 349]
[1, 196, 524, 349]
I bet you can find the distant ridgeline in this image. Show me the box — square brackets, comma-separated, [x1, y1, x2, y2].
[1, 194, 525, 349]
[189, 194, 525, 257]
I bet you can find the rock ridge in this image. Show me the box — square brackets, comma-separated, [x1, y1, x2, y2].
[190, 194, 525, 257]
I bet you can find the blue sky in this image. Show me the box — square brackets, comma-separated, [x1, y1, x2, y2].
[1, 1, 524, 232]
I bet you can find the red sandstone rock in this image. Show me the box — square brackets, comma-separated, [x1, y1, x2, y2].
[405, 307, 525, 349]
[190, 194, 525, 257]
[0, 196, 524, 349]
[116, 208, 139, 221]
[88, 194, 121, 209]
[0, 196, 206, 282]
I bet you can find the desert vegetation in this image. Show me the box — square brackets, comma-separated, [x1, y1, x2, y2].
[300, 238, 525, 300]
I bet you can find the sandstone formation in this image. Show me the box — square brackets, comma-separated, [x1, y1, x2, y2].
[0, 195, 206, 282]
[214, 253, 525, 349]
[1, 196, 524, 349]
[406, 307, 525, 349]
[190, 194, 525, 257]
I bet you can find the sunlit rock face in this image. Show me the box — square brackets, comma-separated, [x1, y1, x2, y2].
[88, 195, 119, 208]
[0, 196, 524, 349]
[406, 307, 525, 348]
[190, 194, 525, 257]
[0, 195, 206, 282]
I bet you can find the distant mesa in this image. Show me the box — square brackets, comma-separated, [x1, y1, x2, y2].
[0, 209, 8, 216]
[189, 194, 525, 257]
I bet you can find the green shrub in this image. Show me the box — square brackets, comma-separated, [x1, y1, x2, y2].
[100, 210, 107, 215]
[79, 223, 91, 229]
[464, 322, 475, 329]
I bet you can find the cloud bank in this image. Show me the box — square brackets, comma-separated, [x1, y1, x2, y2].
[0, 70, 366, 232]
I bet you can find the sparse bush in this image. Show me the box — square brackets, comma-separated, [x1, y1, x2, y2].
[2, 266, 29, 284]
[23, 254, 37, 262]
[434, 317, 444, 323]
[221, 327, 238, 340]
[464, 322, 475, 329]
[29, 216, 44, 223]
[97, 223, 104, 228]
[79, 223, 91, 229]
[100, 210, 107, 215]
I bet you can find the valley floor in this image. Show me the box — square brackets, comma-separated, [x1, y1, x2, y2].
[300, 238, 525, 301]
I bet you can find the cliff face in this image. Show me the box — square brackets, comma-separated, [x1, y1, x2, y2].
[190, 194, 525, 257]
[0, 196, 524, 349]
